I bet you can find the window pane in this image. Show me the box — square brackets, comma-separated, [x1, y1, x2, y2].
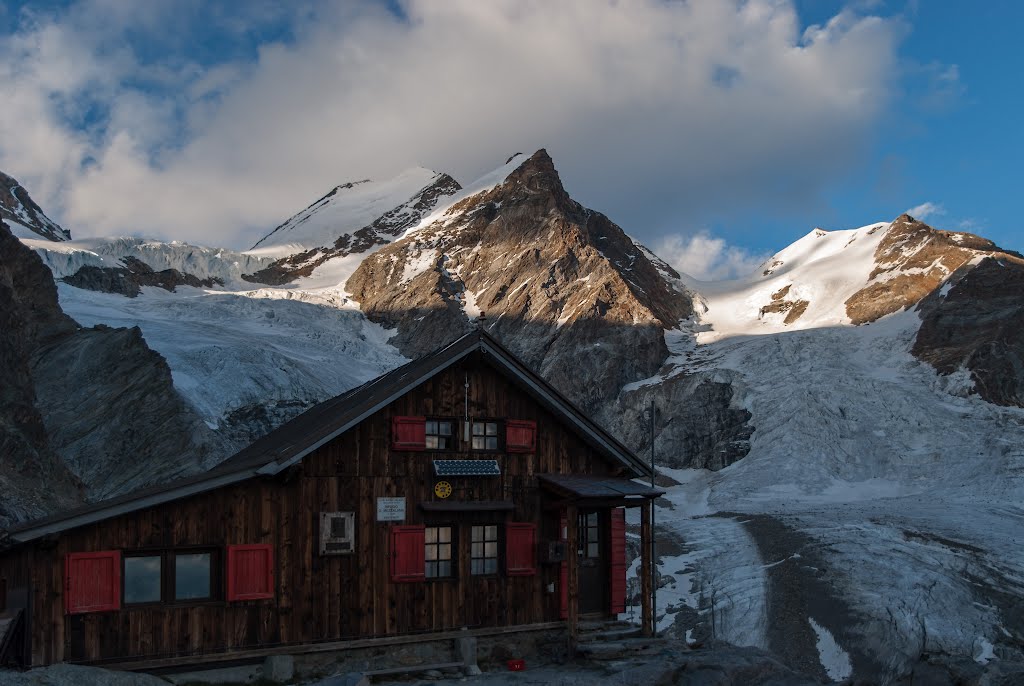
[439, 544, 451, 561]
[124, 556, 161, 604]
[485, 525, 497, 540]
[439, 422, 452, 436]
[426, 561, 438, 578]
[484, 541, 497, 558]
[471, 436, 484, 449]
[426, 436, 439, 449]
[426, 420, 438, 434]
[425, 527, 438, 544]
[486, 437, 498, 450]
[439, 527, 451, 543]
[175, 553, 211, 600]
[588, 527, 599, 543]
[588, 543, 599, 558]
[472, 423, 484, 436]
[471, 559, 482, 575]
[471, 542, 482, 558]
[486, 423, 497, 436]
[485, 559, 498, 574]
[438, 560, 452, 577]
[425, 546, 437, 561]
[587, 513, 598, 526]
[471, 526, 482, 542]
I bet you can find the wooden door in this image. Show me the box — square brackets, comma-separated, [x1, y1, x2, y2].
[577, 511, 607, 614]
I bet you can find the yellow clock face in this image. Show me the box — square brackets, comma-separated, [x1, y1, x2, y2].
[434, 481, 453, 499]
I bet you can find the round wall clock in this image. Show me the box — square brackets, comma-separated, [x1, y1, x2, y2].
[434, 481, 453, 499]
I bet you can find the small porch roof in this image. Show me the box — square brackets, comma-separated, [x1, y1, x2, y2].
[539, 474, 664, 503]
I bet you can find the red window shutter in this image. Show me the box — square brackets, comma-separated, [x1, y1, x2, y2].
[391, 416, 426, 451]
[505, 523, 537, 576]
[390, 525, 426, 582]
[65, 551, 121, 614]
[226, 544, 274, 601]
[559, 512, 567, 619]
[610, 508, 627, 614]
[505, 420, 536, 453]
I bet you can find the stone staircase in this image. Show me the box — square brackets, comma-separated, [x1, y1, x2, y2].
[575, 620, 670, 661]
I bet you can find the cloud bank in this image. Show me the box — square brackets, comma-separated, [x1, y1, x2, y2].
[1, 0, 908, 252]
[655, 232, 768, 281]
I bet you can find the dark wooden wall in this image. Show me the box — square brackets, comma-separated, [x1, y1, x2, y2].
[0, 354, 620, 665]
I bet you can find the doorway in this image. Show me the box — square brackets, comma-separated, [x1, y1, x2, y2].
[577, 511, 607, 614]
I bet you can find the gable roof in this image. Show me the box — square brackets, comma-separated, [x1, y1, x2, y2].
[3, 330, 649, 545]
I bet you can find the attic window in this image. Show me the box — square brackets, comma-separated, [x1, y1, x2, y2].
[471, 421, 500, 451]
[425, 420, 455, 450]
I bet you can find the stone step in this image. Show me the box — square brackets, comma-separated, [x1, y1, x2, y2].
[578, 620, 637, 633]
[579, 626, 643, 642]
[576, 638, 667, 661]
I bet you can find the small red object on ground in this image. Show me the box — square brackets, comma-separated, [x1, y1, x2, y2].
[507, 659, 525, 671]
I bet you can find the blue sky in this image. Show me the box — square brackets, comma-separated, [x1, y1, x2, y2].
[0, 0, 1019, 279]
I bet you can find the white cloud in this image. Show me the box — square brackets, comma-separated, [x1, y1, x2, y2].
[655, 232, 768, 281]
[906, 201, 946, 221]
[0, 0, 912, 249]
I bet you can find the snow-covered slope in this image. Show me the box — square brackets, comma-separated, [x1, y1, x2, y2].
[687, 223, 890, 338]
[250, 167, 458, 256]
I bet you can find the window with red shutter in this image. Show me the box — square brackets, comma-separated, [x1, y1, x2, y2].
[610, 508, 627, 614]
[390, 525, 426, 582]
[226, 544, 274, 601]
[505, 420, 536, 453]
[392, 416, 426, 450]
[505, 523, 537, 576]
[65, 551, 121, 614]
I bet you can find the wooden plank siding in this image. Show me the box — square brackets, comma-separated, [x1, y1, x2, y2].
[0, 355, 621, 666]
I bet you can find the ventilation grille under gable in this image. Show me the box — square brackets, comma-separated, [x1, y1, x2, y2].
[320, 512, 355, 555]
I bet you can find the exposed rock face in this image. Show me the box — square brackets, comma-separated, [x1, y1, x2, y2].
[62, 255, 224, 297]
[0, 220, 83, 526]
[0, 219, 229, 522]
[845, 214, 1021, 325]
[913, 256, 1024, 407]
[31, 324, 229, 499]
[617, 372, 754, 470]
[243, 173, 462, 285]
[0, 172, 70, 242]
[347, 150, 693, 415]
[758, 284, 809, 325]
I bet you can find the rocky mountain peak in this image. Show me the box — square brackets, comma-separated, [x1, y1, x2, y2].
[346, 149, 693, 414]
[845, 214, 1022, 326]
[0, 171, 71, 242]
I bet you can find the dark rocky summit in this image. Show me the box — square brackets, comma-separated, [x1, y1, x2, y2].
[0, 171, 70, 242]
[0, 220, 83, 526]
